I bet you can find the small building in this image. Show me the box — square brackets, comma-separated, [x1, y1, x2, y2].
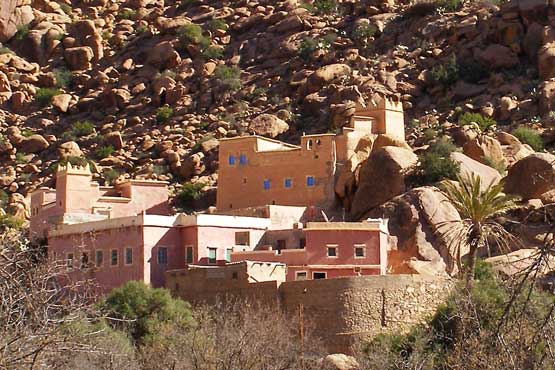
[231, 219, 389, 281]
[167, 260, 286, 304]
[30, 163, 170, 241]
[216, 98, 405, 211]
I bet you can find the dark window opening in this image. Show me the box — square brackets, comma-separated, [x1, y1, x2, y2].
[186, 246, 194, 264]
[125, 248, 133, 265]
[157, 247, 168, 265]
[95, 250, 103, 267]
[111, 250, 118, 266]
[232, 271, 238, 280]
[313, 272, 326, 280]
[300, 238, 306, 249]
[327, 247, 337, 257]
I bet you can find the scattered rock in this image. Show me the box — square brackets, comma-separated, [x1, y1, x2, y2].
[504, 153, 555, 199]
[249, 114, 289, 138]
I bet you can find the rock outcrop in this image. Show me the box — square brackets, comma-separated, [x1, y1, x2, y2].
[504, 153, 555, 199]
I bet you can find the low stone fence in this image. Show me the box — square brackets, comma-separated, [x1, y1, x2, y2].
[167, 272, 454, 353]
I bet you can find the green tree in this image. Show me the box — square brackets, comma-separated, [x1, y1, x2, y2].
[101, 281, 193, 344]
[441, 174, 519, 287]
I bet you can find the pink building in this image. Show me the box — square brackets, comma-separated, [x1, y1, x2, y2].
[30, 163, 170, 241]
[231, 220, 388, 281]
[29, 163, 390, 294]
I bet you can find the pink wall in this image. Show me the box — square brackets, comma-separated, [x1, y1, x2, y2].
[304, 229, 382, 266]
[142, 225, 184, 288]
[48, 225, 146, 294]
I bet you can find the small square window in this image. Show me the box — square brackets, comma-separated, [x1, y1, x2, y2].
[232, 271, 239, 279]
[95, 250, 103, 267]
[313, 272, 326, 280]
[263, 179, 271, 190]
[235, 231, 249, 246]
[284, 178, 292, 188]
[307, 176, 315, 187]
[354, 246, 365, 258]
[296, 271, 307, 280]
[111, 249, 118, 266]
[208, 248, 217, 264]
[228, 155, 236, 165]
[125, 248, 133, 265]
[327, 247, 337, 257]
[239, 154, 247, 165]
[157, 247, 168, 265]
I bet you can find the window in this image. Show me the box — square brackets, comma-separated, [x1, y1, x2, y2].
[95, 250, 103, 267]
[243, 177, 247, 184]
[80, 252, 90, 269]
[235, 231, 249, 246]
[354, 266, 361, 274]
[186, 246, 194, 264]
[225, 248, 232, 262]
[263, 179, 270, 190]
[228, 155, 236, 165]
[306, 176, 315, 187]
[125, 248, 133, 265]
[313, 272, 326, 280]
[284, 178, 292, 188]
[157, 247, 168, 265]
[232, 271, 238, 279]
[299, 238, 306, 249]
[296, 271, 307, 281]
[354, 245, 365, 258]
[111, 249, 118, 266]
[208, 248, 217, 264]
[307, 139, 313, 150]
[276, 239, 286, 252]
[239, 154, 247, 165]
[327, 246, 338, 257]
[66, 253, 74, 270]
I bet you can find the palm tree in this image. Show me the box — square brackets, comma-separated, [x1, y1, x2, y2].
[441, 173, 519, 287]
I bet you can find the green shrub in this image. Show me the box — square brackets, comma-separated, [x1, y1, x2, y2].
[59, 3, 72, 15]
[483, 155, 507, 175]
[72, 120, 95, 137]
[35, 88, 61, 106]
[101, 281, 193, 344]
[214, 65, 242, 92]
[177, 24, 210, 50]
[202, 45, 224, 59]
[156, 106, 174, 123]
[178, 0, 197, 9]
[0, 46, 13, 55]
[208, 18, 228, 32]
[419, 153, 459, 184]
[439, 0, 464, 12]
[95, 145, 115, 159]
[459, 60, 489, 84]
[512, 127, 544, 151]
[176, 182, 206, 210]
[0, 189, 8, 208]
[0, 214, 24, 230]
[21, 129, 34, 137]
[104, 168, 120, 184]
[430, 54, 459, 86]
[312, 0, 338, 14]
[15, 24, 30, 41]
[298, 33, 336, 61]
[458, 112, 496, 132]
[54, 68, 72, 88]
[352, 23, 376, 46]
[136, 25, 148, 34]
[117, 9, 136, 20]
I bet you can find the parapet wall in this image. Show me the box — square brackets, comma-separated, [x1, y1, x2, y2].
[168, 272, 454, 354]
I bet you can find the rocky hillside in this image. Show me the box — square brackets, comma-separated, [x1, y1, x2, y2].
[0, 0, 554, 220]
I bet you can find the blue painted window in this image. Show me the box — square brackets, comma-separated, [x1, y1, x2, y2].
[208, 248, 217, 264]
[284, 178, 292, 188]
[225, 249, 232, 262]
[239, 154, 247, 165]
[157, 247, 167, 265]
[263, 179, 271, 190]
[307, 176, 315, 187]
[228, 155, 236, 165]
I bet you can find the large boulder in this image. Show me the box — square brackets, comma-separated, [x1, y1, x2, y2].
[0, 71, 12, 104]
[304, 64, 352, 94]
[477, 44, 519, 69]
[320, 354, 359, 370]
[368, 187, 463, 276]
[504, 153, 555, 199]
[146, 41, 181, 70]
[450, 152, 502, 190]
[64, 46, 93, 70]
[0, 0, 34, 42]
[249, 114, 289, 138]
[351, 146, 417, 218]
[58, 141, 83, 158]
[19, 134, 50, 154]
[463, 136, 505, 166]
[496, 132, 535, 166]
